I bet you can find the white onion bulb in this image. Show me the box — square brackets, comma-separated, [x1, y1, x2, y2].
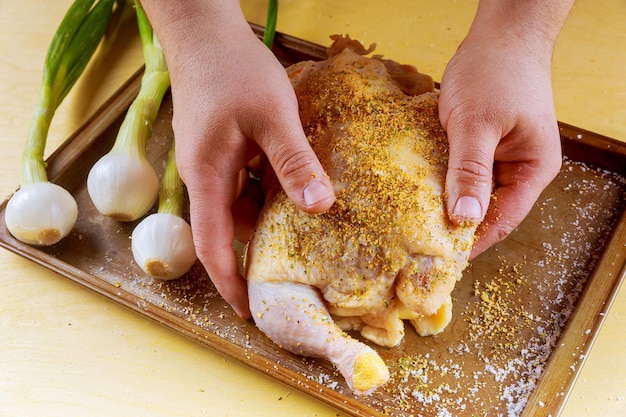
[131, 212, 197, 280]
[87, 151, 159, 222]
[5, 182, 78, 246]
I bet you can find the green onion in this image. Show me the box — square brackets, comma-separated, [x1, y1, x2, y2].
[5, 0, 119, 246]
[131, 141, 197, 280]
[25, 0, 118, 186]
[263, 0, 278, 49]
[87, 0, 170, 222]
[156, 142, 185, 218]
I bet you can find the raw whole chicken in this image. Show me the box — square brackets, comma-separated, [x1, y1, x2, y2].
[245, 35, 477, 395]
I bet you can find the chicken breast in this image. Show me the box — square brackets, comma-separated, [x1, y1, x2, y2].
[245, 35, 477, 395]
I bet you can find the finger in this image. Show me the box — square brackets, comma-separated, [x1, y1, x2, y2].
[444, 126, 497, 226]
[185, 173, 252, 319]
[471, 146, 561, 258]
[469, 183, 528, 258]
[470, 175, 538, 259]
[251, 93, 335, 214]
[232, 177, 264, 242]
[232, 196, 262, 242]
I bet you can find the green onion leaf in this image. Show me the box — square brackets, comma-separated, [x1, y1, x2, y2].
[263, 0, 278, 49]
[22, 0, 119, 186]
[55, 0, 119, 106]
[42, 0, 98, 97]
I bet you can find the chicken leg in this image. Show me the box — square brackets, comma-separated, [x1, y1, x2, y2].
[249, 280, 389, 395]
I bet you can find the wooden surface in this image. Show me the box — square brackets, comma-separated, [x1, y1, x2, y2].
[1, 1, 625, 416]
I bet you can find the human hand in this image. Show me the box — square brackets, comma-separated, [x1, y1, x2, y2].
[439, 23, 563, 258]
[145, 3, 335, 318]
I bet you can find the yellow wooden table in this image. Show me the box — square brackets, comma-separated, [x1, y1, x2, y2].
[1, 1, 625, 416]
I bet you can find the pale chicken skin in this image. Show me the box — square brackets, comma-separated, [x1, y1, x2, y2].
[245, 35, 477, 395]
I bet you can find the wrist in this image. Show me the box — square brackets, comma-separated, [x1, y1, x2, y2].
[138, 0, 250, 65]
[468, 0, 573, 59]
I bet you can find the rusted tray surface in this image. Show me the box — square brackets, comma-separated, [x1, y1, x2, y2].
[1, 28, 625, 417]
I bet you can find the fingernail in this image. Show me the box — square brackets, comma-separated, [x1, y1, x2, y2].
[303, 180, 332, 207]
[233, 303, 252, 320]
[453, 196, 482, 222]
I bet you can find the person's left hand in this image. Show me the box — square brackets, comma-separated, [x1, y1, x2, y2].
[439, 27, 563, 258]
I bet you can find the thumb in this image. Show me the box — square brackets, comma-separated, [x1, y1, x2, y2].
[255, 104, 335, 214]
[445, 128, 496, 226]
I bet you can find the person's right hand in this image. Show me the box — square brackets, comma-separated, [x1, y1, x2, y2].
[142, 1, 335, 318]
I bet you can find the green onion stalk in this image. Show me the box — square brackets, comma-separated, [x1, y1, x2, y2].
[87, 0, 170, 222]
[131, 141, 197, 280]
[263, 0, 278, 49]
[5, 0, 120, 246]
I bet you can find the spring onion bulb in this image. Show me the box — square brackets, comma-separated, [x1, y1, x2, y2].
[132, 142, 196, 280]
[5, 183, 78, 246]
[87, 0, 169, 222]
[5, 0, 118, 245]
